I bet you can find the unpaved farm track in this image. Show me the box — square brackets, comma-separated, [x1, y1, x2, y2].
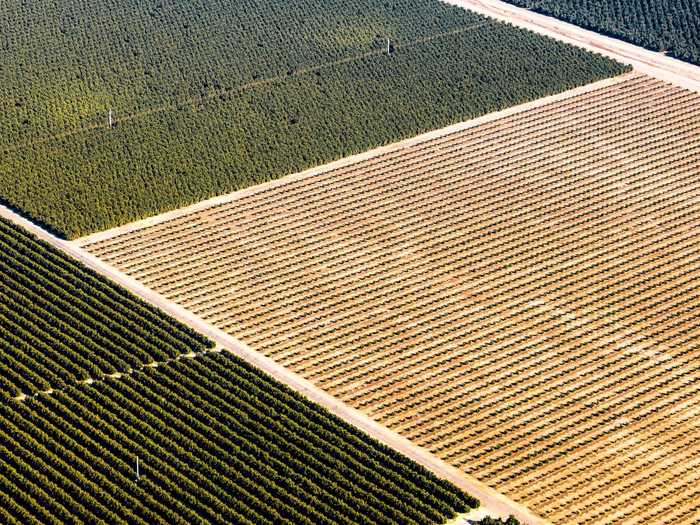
[442, 0, 700, 92]
[82, 73, 700, 525]
[0, 215, 541, 522]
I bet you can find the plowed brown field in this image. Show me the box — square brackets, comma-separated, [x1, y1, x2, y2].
[82, 72, 700, 525]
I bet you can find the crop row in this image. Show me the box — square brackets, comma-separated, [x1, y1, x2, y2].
[0, 0, 627, 238]
[85, 74, 700, 524]
[0, 352, 477, 524]
[0, 218, 212, 398]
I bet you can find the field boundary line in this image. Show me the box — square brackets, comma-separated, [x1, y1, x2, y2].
[442, 0, 700, 92]
[75, 71, 637, 246]
[0, 201, 549, 525]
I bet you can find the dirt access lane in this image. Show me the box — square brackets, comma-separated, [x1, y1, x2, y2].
[443, 0, 700, 93]
[0, 203, 548, 525]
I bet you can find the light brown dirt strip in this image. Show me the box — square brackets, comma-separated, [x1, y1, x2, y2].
[75, 72, 637, 247]
[0, 204, 545, 524]
[442, 0, 700, 92]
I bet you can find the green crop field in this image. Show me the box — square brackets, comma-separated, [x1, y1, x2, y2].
[0, 0, 627, 238]
[0, 217, 477, 524]
[1, 353, 478, 524]
[503, 0, 700, 65]
[0, 217, 212, 397]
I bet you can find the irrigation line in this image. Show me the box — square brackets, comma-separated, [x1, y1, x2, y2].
[9, 345, 223, 404]
[1, 21, 495, 155]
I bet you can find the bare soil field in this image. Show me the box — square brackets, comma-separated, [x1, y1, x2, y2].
[82, 72, 700, 525]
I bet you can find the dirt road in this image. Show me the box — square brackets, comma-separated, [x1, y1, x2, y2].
[8, 8, 682, 519]
[0, 203, 548, 524]
[443, 0, 700, 92]
[76, 72, 632, 246]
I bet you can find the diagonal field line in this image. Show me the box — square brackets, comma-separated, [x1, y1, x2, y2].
[0, 199, 551, 525]
[9, 344, 223, 403]
[0, 21, 495, 155]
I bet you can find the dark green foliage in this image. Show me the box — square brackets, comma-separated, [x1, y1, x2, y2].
[473, 516, 520, 525]
[0, 219, 478, 523]
[503, 0, 700, 65]
[0, 0, 627, 238]
[0, 217, 212, 398]
[0, 352, 479, 524]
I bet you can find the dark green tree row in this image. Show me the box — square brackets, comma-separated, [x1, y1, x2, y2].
[0, 217, 212, 398]
[0, 351, 479, 524]
[0, 21, 628, 238]
[502, 0, 700, 65]
[475, 516, 520, 525]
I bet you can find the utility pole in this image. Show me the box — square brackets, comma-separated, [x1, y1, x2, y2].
[387, 38, 391, 56]
[136, 456, 140, 481]
[108, 108, 113, 129]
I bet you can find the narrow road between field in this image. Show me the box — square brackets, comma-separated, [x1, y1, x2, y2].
[443, 0, 700, 92]
[5, 5, 698, 522]
[0, 201, 549, 524]
[75, 72, 632, 246]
